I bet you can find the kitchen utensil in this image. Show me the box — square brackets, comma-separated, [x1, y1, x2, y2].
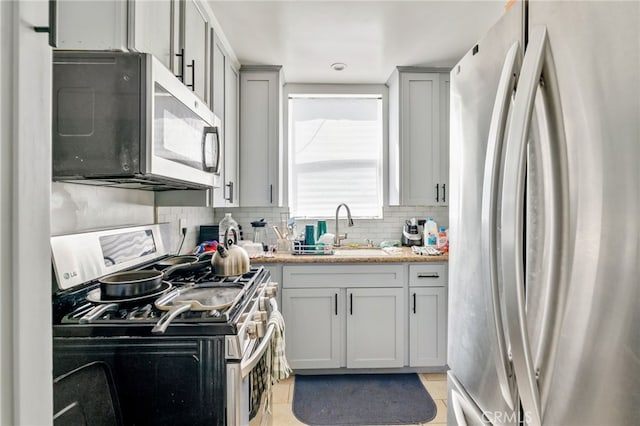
[152, 284, 244, 333]
[272, 225, 284, 240]
[211, 227, 250, 276]
[98, 270, 164, 299]
[251, 218, 268, 250]
[79, 281, 173, 323]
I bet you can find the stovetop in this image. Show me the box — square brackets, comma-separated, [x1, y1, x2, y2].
[52, 264, 269, 337]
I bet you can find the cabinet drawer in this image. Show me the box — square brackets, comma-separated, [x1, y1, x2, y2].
[283, 265, 404, 288]
[409, 264, 447, 287]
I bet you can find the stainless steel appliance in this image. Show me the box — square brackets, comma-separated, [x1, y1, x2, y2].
[401, 220, 423, 247]
[51, 224, 279, 425]
[448, 1, 639, 425]
[53, 51, 221, 190]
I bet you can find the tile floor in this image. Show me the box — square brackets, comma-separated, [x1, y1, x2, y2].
[271, 372, 448, 426]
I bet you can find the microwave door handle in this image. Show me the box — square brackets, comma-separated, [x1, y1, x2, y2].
[201, 126, 219, 172]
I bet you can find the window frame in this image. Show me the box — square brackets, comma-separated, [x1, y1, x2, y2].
[283, 84, 389, 219]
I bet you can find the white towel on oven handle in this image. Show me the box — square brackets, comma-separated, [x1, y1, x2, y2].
[268, 309, 292, 384]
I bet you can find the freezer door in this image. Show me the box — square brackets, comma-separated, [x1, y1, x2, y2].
[520, 2, 640, 425]
[448, 1, 523, 423]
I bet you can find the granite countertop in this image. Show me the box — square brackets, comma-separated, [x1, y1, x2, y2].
[250, 246, 448, 264]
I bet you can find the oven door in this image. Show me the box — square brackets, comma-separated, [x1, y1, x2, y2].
[227, 299, 279, 426]
[148, 55, 221, 188]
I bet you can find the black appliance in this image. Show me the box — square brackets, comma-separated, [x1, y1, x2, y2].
[51, 224, 278, 425]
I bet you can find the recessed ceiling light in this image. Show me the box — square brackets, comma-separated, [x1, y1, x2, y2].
[331, 63, 347, 71]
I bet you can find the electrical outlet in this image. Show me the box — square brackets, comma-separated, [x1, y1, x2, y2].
[179, 218, 187, 234]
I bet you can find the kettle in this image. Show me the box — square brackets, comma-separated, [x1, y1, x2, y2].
[211, 227, 250, 276]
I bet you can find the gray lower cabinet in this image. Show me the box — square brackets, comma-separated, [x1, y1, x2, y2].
[409, 287, 447, 366]
[347, 287, 404, 368]
[282, 288, 343, 369]
[281, 264, 405, 370]
[408, 263, 447, 367]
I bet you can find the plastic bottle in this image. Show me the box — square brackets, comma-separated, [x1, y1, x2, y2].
[218, 213, 239, 246]
[437, 227, 449, 253]
[425, 217, 438, 247]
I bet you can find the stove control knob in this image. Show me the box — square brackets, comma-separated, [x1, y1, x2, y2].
[259, 296, 270, 311]
[265, 283, 279, 297]
[246, 321, 258, 339]
[253, 311, 268, 322]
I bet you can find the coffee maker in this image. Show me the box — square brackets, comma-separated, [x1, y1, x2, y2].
[402, 218, 424, 246]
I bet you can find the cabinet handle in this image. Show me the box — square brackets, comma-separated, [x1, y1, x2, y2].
[186, 59, 195, 90]
[269, 184, 273, 204]
[349, 293, 353, 315]
[436, 184, 440, 202]
[412, 293, 416, 314]
[225, 181, 234, 203]
[335, 293, 338, 316]
[417, 273, 440, 278]
[442, 183, 446, 203]
[175, 48, 185, 82]
[33, 0, 57, 47]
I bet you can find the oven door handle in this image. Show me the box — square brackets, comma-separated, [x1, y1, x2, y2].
[241, 299, 278, 378]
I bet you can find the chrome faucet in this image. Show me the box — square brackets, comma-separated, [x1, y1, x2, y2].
[334, 203, 354, 247]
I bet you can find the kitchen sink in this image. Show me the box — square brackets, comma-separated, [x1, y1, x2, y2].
[333, 249, 389, 257]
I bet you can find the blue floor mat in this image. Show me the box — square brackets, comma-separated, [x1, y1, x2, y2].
[292, 373, 437, 425]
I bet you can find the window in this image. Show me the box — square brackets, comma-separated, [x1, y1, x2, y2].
[288, 95, 383, 218]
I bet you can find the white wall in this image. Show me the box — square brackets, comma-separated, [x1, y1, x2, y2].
[1, 1, 53, 424]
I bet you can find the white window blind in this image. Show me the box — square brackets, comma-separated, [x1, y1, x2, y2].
[289, 96, 383, 218]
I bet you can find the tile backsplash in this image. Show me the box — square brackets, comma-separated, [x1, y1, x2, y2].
[213, 206, 448, 248]
[156, 206, 215, 254]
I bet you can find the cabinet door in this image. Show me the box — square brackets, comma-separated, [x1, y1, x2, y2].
[240, 70, 279, 207]
[409, 287, 447, 366]
[211, 31, 226, 119]
[438, 75, 450, 206]
[182, 0, 208, 104]
[346, 288, 404, 368]
[282, 288, 343, 369]
[400, 72, 441, 205]
[224, 63, 239, 206]
[132, 0, 176, 71]
[214, 61, 239, 207]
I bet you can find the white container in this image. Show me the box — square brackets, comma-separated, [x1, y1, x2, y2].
[425, 217, 438, 247]
[218, 213, 239, 245]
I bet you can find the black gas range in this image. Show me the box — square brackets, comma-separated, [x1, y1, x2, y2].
[51, 224, 278, 426]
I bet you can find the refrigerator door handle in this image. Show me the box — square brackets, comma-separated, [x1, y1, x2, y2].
[480, 41, 520, 411]
[501, 26, 550, 426]
[449, 374, 491, 425]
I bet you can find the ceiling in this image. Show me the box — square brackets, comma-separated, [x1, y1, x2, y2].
[207, 1, 506, 84]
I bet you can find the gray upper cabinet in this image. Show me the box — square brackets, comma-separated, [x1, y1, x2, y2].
[211, 31, 226, 119]
[132, 0, 177, 71]
[239, 66, 283, 207]
[212, 31, 240, 207]
[388, 67, 450, 206]
[181, 0, 209, 104]
[57, 0, 211, 106]
[438, 75, 450, 206]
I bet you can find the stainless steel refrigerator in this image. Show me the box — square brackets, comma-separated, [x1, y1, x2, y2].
[447, 1, 639, 425]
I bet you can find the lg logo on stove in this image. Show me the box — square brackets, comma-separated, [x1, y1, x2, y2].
[63, 271, 78, 280]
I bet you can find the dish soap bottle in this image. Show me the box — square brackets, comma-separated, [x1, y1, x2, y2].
[218, 213, 239, 246]
[425, 217, 438, 247]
